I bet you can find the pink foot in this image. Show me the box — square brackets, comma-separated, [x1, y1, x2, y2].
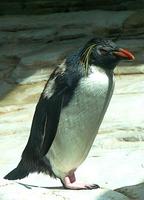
[61, 172, 99, 190]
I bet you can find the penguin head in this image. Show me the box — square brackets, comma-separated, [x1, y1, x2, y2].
[81, 38, 135, 71]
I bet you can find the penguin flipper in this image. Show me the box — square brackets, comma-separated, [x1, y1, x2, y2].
[40, 89, 67, 156]
[40, 64, 81, 156]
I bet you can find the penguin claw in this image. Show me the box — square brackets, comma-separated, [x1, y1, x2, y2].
[64, 183, 100, 190]
[85, 184, 100, 190]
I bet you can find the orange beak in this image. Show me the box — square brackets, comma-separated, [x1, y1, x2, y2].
[113, 48, 135, 60]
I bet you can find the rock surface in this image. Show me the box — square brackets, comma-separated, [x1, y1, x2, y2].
[0, 10, 144, 103]
[0, 179, 130, 200]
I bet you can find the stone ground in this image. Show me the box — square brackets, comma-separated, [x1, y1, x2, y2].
[0, 72, 144, 200]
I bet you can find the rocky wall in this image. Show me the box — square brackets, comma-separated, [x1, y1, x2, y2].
[0, 10, 144, 105]
[0, 0, 144, 15]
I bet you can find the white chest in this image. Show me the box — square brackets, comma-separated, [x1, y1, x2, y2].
[47, 66, 114, 178]
[60, 66, 112, 125]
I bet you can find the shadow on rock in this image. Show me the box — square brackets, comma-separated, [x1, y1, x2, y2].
[115, 182, 144, 200]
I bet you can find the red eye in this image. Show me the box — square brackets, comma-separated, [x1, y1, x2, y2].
[100, 48, 108, 55]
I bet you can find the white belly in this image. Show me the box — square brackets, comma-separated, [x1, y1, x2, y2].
[47, 66, 114, 179]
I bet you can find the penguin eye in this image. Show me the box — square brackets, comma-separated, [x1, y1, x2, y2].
[99, 48, 108, 55]
[97, 46, 109, 56]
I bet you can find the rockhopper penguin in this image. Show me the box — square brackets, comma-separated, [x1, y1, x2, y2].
[4, 38, 135, 189]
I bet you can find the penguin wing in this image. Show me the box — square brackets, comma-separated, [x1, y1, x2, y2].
[40, 88, 66, 156]
[23, 66, 76, 158]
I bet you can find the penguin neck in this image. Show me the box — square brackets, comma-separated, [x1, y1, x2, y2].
[88, 65, 114, 77]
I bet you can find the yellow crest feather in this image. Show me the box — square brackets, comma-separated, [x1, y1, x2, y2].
[81, 44, 96, 76]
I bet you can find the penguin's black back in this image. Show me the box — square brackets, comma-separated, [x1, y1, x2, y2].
[4, 48, 85, 180]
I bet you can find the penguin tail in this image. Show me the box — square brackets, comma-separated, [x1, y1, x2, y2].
[4, 159, 30, 180]
[4, 156, 56, 180]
